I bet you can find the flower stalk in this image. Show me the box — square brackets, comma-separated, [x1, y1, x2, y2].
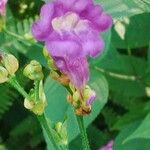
[7, 75, 60, 150]
[37, 114, 60, 150]
[76, 116, 90, 150]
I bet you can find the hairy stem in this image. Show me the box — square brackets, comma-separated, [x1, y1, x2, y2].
[8, 75, 30, 100]
[76, 116, 90, 150]
[37, 114, 60, 150]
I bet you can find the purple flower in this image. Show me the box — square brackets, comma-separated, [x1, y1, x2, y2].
[100, 141, 113, 150]
[32, 0, 112, 89]
[0, 0, 7, 16]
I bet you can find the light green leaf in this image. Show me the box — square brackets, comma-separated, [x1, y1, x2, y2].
[123, 113, 150, 143]
[114, 121, 150, 150]
[95, 0, 148, 18]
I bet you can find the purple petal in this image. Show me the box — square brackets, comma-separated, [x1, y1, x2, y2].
[73, 0, 92, 13]
[79, 30, 104, 57]
[46, 40, 81, 57]
[67, 57, 89, 89]
[31, 3, 54, 41]
[53, 56, 89, 89]
[0, 0, 7, 15]
[100, 141, 113, 150]
[46, 32, 84, 58]
[94, 13, 113, 32]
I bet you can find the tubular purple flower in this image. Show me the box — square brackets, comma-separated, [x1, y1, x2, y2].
[32, 0, 112, 89]
[0, 0, 7, 16]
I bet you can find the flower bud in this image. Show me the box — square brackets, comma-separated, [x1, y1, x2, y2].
[0, 66, 8, 83]
[24, 81, 47, 115]
[31, 101, 47, 115]
[23, 60, 44, 80]
[55, 121, 68, 145]
[24, 98, 47, 115]
[83, 86, 96, 106]
[55, 122, 63, 133]
[0, 52, 19, 75]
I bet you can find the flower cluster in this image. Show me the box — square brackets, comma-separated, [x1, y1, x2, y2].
[0, 0, 7, 16]
[32, 0, 112, 114]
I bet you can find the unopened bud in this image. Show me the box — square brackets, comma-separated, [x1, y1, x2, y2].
[24, 98, 34, 109]
[31, 101, 47, 115]
[55, 121, 68, 145]
[73, 91, 80, 102]
[1, 52, 19, 75]
[0, 66, 8, 83]
[23, 60, 44, 80]
[84, 86, 96, 106]
[55, 122, 63, 133]
[24, 81, 47, 115]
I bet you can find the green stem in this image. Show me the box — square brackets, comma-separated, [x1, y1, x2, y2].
[8, 76, 60, 150]
[8, 75, 30, 100]
[37, 114, 60, 150]
[4, 29, 43, 48]
[76, 116, 90, 150]
[34, 80, 40, 101]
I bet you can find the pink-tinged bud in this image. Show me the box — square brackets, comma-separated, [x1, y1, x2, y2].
[100, 140, 113, 150]
[0, 0, 7, 16]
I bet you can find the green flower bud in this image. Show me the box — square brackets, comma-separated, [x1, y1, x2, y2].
[23, 60, 44, 80]
[73, 91, 80, 102]
[55, 121, 68, 145]
[1, 53, 19, 75]
[24, 81, 47, 115]
[31, 101, 47, 115]
[0, 66, 8, 83]
[55, 122, 63, 133]
[24, 98, 47, 115]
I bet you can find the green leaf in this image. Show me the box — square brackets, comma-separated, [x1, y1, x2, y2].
[112, 102, 150, 130]
[95, 0, 148, 18]
[112, 13, 150, 49]
[123, 113, 150, 143]
[114, 121, 150, 150]
[44, 79, 68, 123]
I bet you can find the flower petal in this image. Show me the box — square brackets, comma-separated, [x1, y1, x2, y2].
[94, 13, 113, 32]
[31, 3, 54, 41]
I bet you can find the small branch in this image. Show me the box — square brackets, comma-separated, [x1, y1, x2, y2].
[8, 75, 30, 99]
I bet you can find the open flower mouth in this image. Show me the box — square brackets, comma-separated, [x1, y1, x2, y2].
[52, 12, 89, 33]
